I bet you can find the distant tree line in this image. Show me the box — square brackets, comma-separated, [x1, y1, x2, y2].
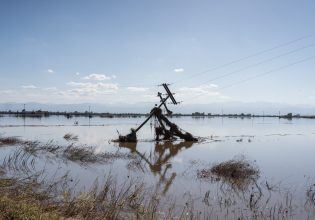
[0, 110, 314, 119]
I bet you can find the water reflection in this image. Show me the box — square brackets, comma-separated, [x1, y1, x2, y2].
[119, 141, 194, 172]
[119, 141, 266, 216]
[119, 141, 194, 194]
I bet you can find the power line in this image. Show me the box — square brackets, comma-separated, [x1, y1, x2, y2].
[185, 55, 315, 101]
[187, 42, 315, 87]
[116, 33, 315, 97]
[221, 55, 315, 90]
[171, 33, 315, 85]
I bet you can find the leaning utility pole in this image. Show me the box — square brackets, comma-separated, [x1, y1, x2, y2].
[117, 83, 197, 142]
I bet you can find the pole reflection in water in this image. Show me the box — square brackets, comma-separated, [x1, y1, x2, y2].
[119, 141, 194, 195]
[119, 141, 266, 216]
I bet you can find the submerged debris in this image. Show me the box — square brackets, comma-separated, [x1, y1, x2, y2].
[118, 129, 137, 142]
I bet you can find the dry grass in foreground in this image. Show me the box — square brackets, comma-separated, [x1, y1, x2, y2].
[0, 196, 61, 220]
[0, 166, 4, 176]
[0, 172, 194, 220]
[0, 175, 62, 220]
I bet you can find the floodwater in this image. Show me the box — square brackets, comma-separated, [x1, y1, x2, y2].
[1, 115, 315, 219]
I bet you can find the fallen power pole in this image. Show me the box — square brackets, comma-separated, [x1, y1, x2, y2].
[118, 83, 197, 142]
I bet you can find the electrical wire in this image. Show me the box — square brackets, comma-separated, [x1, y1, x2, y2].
[187, 42, 315, 87]
[171, 33, 315, 85]
[186, 55, 315, 101]
[115, 33, 315, 101]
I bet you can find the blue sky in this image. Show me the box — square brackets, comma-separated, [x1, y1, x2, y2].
[0, 0, 315, 107]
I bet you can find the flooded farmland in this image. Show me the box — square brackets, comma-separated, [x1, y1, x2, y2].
[1, 115, 315, 219]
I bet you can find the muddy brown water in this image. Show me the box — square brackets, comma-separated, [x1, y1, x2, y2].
[1, 115, 315, 219]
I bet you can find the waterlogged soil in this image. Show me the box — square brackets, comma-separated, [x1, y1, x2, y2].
[1, 115, 315, 219]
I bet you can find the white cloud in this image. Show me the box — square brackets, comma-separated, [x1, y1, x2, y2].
[47, 69, 54, 74]
[76, 72, 80, 76]
[82, 73, 111, 81]
[200, 83, 219, 89]
[141, 94, 159, 102]
[111, 75, 117, 79]
[126, 87, 148, 92]
[178, 84, 219, 95]
[67, 81, 118, 95]
[67, 82, 87, 87]
[21, 85, 37, 89]
[44, 87, 57, 91]
[209, 84, 218, 88]
[174, 68, 184, 73]
[176, 83, 229, 104]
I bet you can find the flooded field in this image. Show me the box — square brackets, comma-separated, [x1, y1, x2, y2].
[1, 115, 315, 219]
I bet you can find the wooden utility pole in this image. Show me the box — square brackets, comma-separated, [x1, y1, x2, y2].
[117, 83, 197, 142]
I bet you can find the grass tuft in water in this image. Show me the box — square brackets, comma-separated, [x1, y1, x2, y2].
[0, 136, 21, 146]
[63, 145, 98, 163]
[210, 158, 259, 179]
[197, 156, 260, 190]
[63, 145, 136, 165]
[198, 157, 259, 180]
[63, 133, 79, 141]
